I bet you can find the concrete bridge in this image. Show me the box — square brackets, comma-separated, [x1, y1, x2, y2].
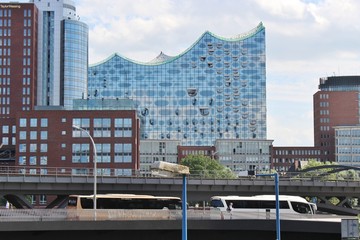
[1, 172, 360, 215]
[0, 209, 355, 240]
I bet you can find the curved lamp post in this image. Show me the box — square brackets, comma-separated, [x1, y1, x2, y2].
[151, 161, 190, 240]
[72, 125, 97, 216]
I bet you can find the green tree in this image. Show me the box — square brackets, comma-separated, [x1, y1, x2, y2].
[300, 159, 338, 180]
[180, 154, 237, 179]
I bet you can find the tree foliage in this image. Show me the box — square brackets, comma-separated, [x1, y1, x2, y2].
[300, 159, 360, 181]
[180, 154, 237, 179]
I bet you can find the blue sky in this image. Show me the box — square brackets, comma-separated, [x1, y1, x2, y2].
[8, 0, 360, 146]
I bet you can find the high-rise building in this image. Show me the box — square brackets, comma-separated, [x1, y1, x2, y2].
[0, 3, 38, 155]
[88, 23, 267, 147]
[0, 1, 88, 163]
[313, 76, 360, 162]
[31, 0, 88, 109]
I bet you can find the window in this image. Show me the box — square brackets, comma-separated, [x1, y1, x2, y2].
[29, 156, 37, 165]
[2, 125, 9, 134]
[72, 143, 90, 163]
[19, 131, 27, 140]
[29, 143, 37, 152]
[40, 144, 47, 152]
[95, 143, 111, 163]
[30, 118, 37, 127]
[40, 131, 48, 140]
[19, 143, 26, 152]
[19, 118, 27, 127]
[2, 137, 8, 145]
[30, 131, 37, 140]
[40, 118, 48, 127]
[40, 156, 47, 165]
[94, 118, 111, 137]
[18, 156, 26, 165]
[114, 143, 132, 163]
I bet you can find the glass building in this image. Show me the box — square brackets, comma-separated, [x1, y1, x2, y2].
[335, 126, 360, 166]
[88, 23, 266, 146]
[62, 19, 88, 109]
[33, 0, 88, 109]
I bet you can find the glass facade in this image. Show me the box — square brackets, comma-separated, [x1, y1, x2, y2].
[41, 11, 55, 106]
[62, 20, 88, 109]
[335, 126, 360, 166]
[88, 23, 266, 146]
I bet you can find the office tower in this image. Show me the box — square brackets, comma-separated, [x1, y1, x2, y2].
[313, 76, 360, 162]
[0, 3, 38, 152]
[32, 0, 88, 109]
[88, 23, 267, 147]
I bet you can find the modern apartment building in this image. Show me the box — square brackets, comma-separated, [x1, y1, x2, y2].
[313, 76, 360, 162]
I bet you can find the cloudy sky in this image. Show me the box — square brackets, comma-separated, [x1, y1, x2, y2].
[11, 0, 360, 146]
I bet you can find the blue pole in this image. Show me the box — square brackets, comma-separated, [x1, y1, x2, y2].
[182, 174, 187, 240]
[256, 173, 280, 240]
[275, 173, 280, 240]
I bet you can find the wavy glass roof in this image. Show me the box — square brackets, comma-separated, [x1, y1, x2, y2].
[90, 22, 264, 67]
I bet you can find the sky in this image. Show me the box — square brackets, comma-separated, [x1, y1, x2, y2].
[8, 0, 360, 146]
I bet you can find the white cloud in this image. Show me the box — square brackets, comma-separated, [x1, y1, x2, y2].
[10, 0, 360, 146]
[75, 0, 360, 146]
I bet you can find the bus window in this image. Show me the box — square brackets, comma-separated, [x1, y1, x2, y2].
[67, 197, 78, 208]
[211, 199, 224, 208]
[291, 202, 311, 214]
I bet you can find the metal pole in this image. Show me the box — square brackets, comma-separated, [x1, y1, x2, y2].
[275, 173, 280, 240]
[73, 125, 97, 218]
[182, 174, 187, 240]
[256, 173, 280, 240]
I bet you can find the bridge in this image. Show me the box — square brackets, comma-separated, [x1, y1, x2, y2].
[1, 168, 360, 215]
[0, 208, 355, 240]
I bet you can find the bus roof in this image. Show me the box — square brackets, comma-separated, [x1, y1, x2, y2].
[211, 195, 309, 203]
[69, 194, 181, 200]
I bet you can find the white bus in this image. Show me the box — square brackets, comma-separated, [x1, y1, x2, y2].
[67, 194, 182, 210]
[210, 195, 317, 214]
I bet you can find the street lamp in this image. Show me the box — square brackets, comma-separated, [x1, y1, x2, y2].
[151, 161, 190, 240]
[256, 173, 280, 240]
[72, 125, 97, 215]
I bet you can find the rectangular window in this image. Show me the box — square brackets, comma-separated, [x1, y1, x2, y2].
[40, 144, 47, 152]
[19, 131, 27, 140]
[114, 143, 132, 163]
[30, 118, 37, 127]
[2, 125, 9, 134]
[30, 143, 37, 152]
[30, 131, 37, 140]
[72, 143, 90, 163]
[40, 118, 48, 127]
[29, 156, 37, 165]
[18, 156, 26, 165]
[19, 143, 26, 152]
[19, 118, 27, 127]
[40, 156, 47, 165]
[40, 131, 48, 140]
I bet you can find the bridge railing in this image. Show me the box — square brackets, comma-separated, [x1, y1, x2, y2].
[0, 208, 223, 222]
[0, 166, 359, 182]
[0, 208, 352, 222]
